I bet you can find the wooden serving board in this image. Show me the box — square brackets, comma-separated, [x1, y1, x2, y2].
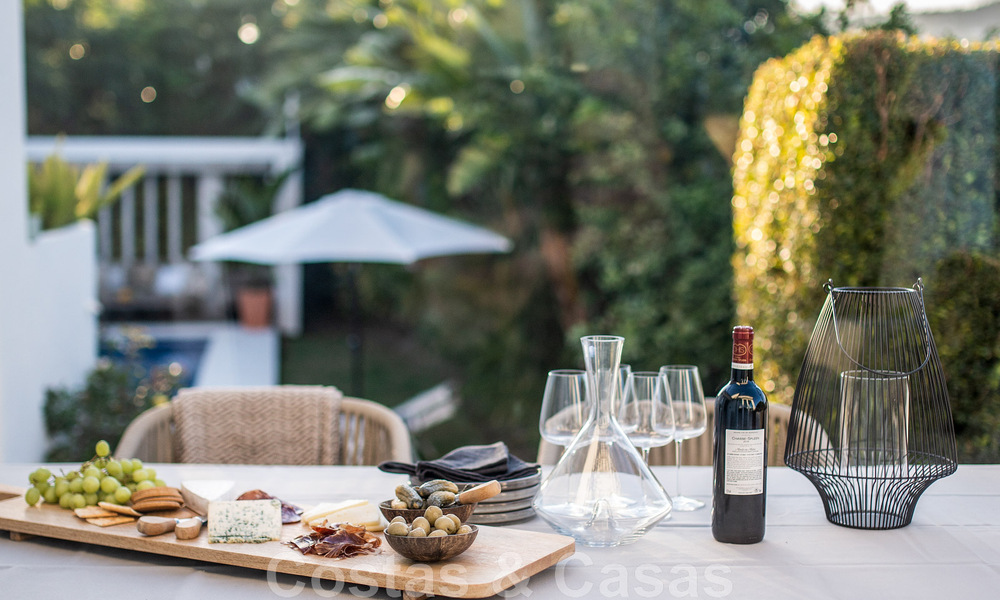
[0, 488, 574, 599]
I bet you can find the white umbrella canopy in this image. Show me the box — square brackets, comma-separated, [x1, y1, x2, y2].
[189, 188, 513, 395]
[189, 188, 512, 265]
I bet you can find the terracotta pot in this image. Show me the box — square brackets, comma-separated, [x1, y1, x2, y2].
[236, 287, 272, 328]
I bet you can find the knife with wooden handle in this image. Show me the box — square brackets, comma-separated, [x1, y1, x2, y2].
[457, 480, 502, 504]
[136, 515, 182, 536]
[174, 515, 207, 540]
[136, 514, 207, 539]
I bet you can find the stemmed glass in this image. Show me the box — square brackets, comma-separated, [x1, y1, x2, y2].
[614, 363, 632, 426]
[539, 369, 590, 446]
[620, 371, 675, 464]
[660, 365, 707, 511]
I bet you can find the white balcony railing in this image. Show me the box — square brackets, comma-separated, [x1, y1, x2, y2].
[25, 135, 305, 335]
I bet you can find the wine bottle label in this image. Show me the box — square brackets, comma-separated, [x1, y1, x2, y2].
[724, 429, 765, 495]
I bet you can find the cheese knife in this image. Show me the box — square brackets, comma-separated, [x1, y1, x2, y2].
[174, 515, 207, 539]
[457, 480, 502, 504]
[136, 513, 207, 539]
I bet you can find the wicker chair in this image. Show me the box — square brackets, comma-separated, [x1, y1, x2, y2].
[537, 400, 792, 467]
[115, 386, 412, 465]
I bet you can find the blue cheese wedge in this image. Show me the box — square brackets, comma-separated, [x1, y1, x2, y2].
[208, 499, 282, 543]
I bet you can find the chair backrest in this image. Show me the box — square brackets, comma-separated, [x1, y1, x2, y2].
[338, 397, 413, 465]
[115, 386, 413, 465]
[172, 386, 341, 464]
[115, 402, 175, 463]
[537, 400, 792, 467]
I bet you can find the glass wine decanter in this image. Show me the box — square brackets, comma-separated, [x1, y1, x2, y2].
[532, 335, 672, 547]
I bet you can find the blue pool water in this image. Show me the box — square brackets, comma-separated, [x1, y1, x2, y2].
[99, 338, 208, 388]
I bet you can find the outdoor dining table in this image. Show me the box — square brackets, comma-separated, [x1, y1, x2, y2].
[0, 463, 997, 599]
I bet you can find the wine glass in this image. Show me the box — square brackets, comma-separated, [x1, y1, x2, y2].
[539, 369, 590, 446]
[619, 363, 632, 398]
[620, 371, 675, 463]
[660, 365, 707, 511]
[616, 363, 633, 430]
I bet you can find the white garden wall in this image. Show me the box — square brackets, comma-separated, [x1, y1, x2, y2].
[0, 2, 98, 463]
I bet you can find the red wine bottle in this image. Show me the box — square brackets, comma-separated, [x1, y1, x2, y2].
[712, 325, 768, 544]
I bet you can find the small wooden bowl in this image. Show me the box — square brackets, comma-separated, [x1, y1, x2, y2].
[384, 525, 478, 562]
[378, 500, 476, 524]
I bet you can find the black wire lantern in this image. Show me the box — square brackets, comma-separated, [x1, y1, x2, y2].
[785, 279, 958, 529]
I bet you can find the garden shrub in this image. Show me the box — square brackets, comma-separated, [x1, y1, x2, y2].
[928, 251, 1000, 463]
[732, 31, 1000, 461]
[44, 332, 181, 462]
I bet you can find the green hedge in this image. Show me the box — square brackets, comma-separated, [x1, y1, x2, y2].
[732, 32, 1000, 461]
[928, 251, 1000, 462]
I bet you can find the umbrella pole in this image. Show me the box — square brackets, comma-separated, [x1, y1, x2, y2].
[346, 263, 365, 397]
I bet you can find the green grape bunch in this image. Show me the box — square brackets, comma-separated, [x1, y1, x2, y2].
[24, 440, 167, 509]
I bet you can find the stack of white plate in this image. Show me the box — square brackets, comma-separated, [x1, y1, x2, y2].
[412, 472, 541, 525]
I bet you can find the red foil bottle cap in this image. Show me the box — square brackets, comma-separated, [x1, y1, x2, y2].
[732, 326, 754, 368]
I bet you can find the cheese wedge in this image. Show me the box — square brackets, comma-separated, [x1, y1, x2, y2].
[301, 499, 384, 531]
[181, 480, 236, 516]
[300, 499, 366, 525]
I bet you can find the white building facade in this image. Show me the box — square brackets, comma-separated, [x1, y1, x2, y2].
[0, 1, 97, 463]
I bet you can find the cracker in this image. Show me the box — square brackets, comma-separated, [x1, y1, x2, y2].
[98, 502, 143, 517]
[132, 487, 183, 502]
[131, 499, 183, 513]
[131, 492, 183, 503]
[74, 506, 116, 519]
[132, 493, 184, 504]
[86, 515, 136, 527]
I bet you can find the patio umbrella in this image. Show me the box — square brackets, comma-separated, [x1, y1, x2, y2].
[189, 188, 513, 394]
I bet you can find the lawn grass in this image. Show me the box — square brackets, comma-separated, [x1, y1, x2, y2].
[280, 320, 452, 407]
[280, 319, 485, 459]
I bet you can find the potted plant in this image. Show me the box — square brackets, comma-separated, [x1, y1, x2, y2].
[28, 151, 145, 232]
[215, 169, 294, 328]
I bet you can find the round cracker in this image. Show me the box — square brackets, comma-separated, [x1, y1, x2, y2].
[132, 493, 183, 503]
[132, 486, 183, 502]
[131, 499, 183, 513]
[130, 492, 183, 503]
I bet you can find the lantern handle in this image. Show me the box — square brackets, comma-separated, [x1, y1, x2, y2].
[827, 278, 933, 377]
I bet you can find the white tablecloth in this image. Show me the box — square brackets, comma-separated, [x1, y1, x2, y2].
[1, 464, 997, 599]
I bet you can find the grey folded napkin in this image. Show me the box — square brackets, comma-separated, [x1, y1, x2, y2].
[378, 441, 540, 482]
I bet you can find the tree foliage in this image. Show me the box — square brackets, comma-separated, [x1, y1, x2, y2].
[257, 0, 822, 449]
[24, 0, 283, 135]
[25, 0, 825, 456]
